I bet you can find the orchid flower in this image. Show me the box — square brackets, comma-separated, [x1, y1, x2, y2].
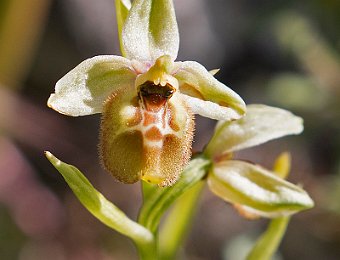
[47, 0, 246, 186]
[204, 105, 314, 218]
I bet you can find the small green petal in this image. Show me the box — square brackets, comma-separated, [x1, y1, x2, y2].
[48, 55, 136, 116]
[122, 0, 179, 62]
[208, 160, 314, 218]
[205, 104, 303, 159]
[174, 61, 246, 120]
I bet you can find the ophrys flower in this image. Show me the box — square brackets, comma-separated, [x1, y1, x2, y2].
[47, 0, 246, 186]
[204, 105, 314, 218]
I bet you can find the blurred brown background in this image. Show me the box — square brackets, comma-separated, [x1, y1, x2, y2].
[1, 0, 340, 259]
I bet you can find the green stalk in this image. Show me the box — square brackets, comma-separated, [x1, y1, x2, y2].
[138, 155, 210, 259]
[142, 181, 157, 202]
[247, 216, 290, 260]
[159, 181, 205, 260]
[136, 241, 157, 260]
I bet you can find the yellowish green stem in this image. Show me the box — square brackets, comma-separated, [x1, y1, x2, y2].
[247, 216, 290, 260]
[159, 181, 205, 260]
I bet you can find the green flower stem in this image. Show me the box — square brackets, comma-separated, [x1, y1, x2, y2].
[159, 181, 205, 260]
[136, 241, 157, 260]
[45, 151, 156, 259]
[138, 155, 211, 234]
[247, 216, 290, 260]
[142, 181, 157, 202]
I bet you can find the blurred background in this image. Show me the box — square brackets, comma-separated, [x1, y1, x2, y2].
[0, 0, 340, 259]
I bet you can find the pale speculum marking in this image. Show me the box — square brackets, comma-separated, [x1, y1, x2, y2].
[126, 81, 180, 149]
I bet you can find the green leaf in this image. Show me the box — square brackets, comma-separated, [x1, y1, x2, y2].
[208, 160, 314, 218]
[45, 151, 154, 250]
[122, 0, 179, 62]
[138, 156, 210, 233]
[48, 55, 136, 116]
[115, 0, 131, 56]
[174, 61, 246, 121]
[205, 104, 303, 159]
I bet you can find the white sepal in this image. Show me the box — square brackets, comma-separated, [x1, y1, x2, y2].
[48, 55, 136, 116]
[122, 0, 179, 63]
[205, 104, 303, 158]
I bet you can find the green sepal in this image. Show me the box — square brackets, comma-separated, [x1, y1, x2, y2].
[45, 151, 154, 249]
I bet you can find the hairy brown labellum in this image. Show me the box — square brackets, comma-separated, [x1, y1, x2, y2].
[99, 82, 194, 186]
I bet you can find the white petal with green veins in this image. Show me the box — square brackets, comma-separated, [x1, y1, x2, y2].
[205, 104, 303, 158]
[208, 160, 314, 218]
[48, 55, 136, 116]
[122, 0, 179, 62]
[174, 61, 246, 120]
